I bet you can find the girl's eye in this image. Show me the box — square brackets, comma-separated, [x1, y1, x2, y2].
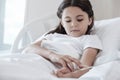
[66, 20, 71, 23]
[77, 19, 83, 22]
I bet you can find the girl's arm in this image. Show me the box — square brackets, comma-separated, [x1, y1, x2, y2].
[22, 40, 82, 70]
[80, 47, 98, 67]
[22, 40, 52, 60]
[55, 47, 98, 78]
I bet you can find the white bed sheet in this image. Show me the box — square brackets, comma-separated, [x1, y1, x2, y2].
[0, 53, 120, 80]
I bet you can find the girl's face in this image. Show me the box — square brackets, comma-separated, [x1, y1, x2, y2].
[61, 6, 92, 37]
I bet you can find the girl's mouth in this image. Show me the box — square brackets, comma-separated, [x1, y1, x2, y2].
[71, 30, 80, 32]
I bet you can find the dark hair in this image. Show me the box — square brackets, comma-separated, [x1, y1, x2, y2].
[47, 0, 94, 35]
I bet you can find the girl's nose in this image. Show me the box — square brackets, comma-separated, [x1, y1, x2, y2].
[71, 21, 77, 27]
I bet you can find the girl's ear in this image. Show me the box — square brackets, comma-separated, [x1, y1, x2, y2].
[88, 18, 92, 25]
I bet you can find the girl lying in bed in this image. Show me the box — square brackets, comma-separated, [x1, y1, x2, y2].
[22, 0, 102, 78]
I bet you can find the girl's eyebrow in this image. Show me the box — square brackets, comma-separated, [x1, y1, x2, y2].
[76, 15, 83, 18]
[64, 15, 83, 19]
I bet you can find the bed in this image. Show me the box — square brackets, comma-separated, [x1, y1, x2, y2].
[0, 53, 120, 80]
[0, 16, 120, 80]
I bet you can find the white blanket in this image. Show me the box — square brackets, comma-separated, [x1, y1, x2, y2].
[0, 53, 120, 80]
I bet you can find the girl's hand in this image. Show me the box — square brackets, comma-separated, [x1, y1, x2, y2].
[48, 52, 82, 71]
[54, 67, 71, 75]
[55, 66, 90, 78]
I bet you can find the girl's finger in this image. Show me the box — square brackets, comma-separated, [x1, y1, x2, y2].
[59, 58, 67, 67]
[57, 72, 73, 78]
[67, 56, 82, 68]
[62, 56, 74, 71]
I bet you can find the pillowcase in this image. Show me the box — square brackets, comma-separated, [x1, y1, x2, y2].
[92, 17, 120, 65]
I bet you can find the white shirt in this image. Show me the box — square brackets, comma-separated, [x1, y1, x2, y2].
[41, 33, 102, 59]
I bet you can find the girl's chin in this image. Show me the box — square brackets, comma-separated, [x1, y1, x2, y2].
[69, 33, 82, 37]
[70, 34, 81, 37]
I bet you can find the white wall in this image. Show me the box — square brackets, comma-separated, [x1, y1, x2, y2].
[24, 0, 62, 23]
[90, 0, 120, 20]
[24, 0, 120, 23]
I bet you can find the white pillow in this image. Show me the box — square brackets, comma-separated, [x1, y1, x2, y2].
[92, 17, 120, 65]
